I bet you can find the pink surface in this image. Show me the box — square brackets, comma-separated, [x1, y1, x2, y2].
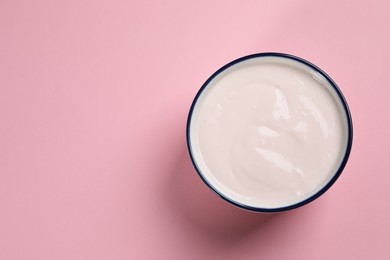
[0, 0, 389, 259]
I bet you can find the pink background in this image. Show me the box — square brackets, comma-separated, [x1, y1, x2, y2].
[0, 0, 389, 259]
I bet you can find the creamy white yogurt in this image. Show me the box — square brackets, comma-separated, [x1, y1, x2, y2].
[188, 55, 351, 210]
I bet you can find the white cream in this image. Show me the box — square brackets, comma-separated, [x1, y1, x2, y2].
[189, 56, 349, 209]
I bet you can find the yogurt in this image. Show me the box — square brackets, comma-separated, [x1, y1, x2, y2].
[187, 54, 352, 211]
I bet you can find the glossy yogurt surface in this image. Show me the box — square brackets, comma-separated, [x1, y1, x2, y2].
[188, 55, 349, 209]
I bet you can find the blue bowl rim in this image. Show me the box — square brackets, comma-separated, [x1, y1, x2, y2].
[186, 52, 353, 213]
